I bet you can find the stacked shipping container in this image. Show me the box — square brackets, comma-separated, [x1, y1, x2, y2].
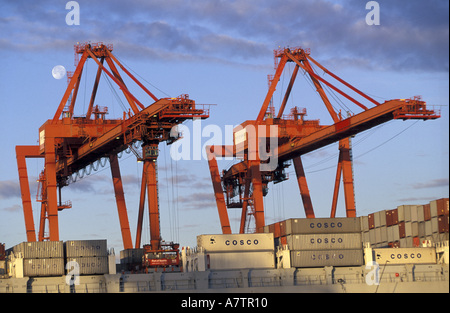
[64, 240, 109, 275]
[262, 218, 364, 267]
[362, 198, 449, 248]
[7, 240, 109, 277]
[195, 233, 275, 270]
[11, 241, 65, 277]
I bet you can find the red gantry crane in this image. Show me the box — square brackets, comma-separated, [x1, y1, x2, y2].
[16, 43, 209, 268]
[206, 47, 440, 234]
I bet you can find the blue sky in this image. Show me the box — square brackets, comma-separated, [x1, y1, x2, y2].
[0, 0, 448, 252]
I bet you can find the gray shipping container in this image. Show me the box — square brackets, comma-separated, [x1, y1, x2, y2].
[120, 249, 144, 264]
[13, 241, 64, 259]
[373, 248, 436, 265]
[290, 249, 364, 268]
[65, 240, 108, 257]
[281, 217, 361, 235]
[286, 233, 362, 250]
[67, 256, 109, 275]
[23, 258, 65, 277]
[197, 234, 274, 252]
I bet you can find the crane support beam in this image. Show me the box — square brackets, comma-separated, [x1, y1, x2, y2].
[16, 145, 42, 242]
[206, 145, 232, 234]
[109, 154, 133, 250]
[293, 156, 315, 218]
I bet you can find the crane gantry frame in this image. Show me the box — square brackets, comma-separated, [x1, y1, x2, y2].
[16, 43, 209, 255]
[206, 47, 440, 234]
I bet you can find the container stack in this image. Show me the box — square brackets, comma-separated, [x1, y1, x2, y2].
[64, 240, 109, 275]
[11, 241, 64, 277]
[265, 217, 364, 268]
[362, 198, 449, 248]
[194, 233, 275, 271]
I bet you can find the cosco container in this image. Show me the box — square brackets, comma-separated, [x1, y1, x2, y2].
[206, 251, 275, 270]
[279, 217, 361, 236]
[373, 248, 436, 265]
[65, 240, 108, 257]
[67, 256, 109, 275]
[285, 233, 362, 250]
[23, 258, 65, 277]
[289, 249, 363, 268]
[13, 241, 63, 259]
[197, 234, 274, 252]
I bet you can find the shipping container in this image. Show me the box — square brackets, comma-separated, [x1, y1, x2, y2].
[438, 216, 449, 233]
[374, 211, 386, 228]
[120, 249, 144, 264]
[360, 216, 369, 232]
[13, 241, 64, 259]
[386, 210, 392, 227]
[423, 204, 431, 221]
[197, 234, 274, 252]
[368, 214, 375, 230]
[397, 205, 416, 222]
[206, 251, 275, 270]
[280, 217, 361, 236]
[289, 249, 364, 268]
[429, 199, 447, 217]
[67, 257, 109, 275]
[285, 233, 362, 251]
[65, 240, 108, 257]
[391, 209, 399, 225]
[23, 258, 65, 277]
[373, 248, 436, 265]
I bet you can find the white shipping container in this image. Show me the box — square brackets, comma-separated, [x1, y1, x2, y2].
[23, 258, 65, 277]
[197, 234, 274, 252]
[397, 205, 417, 222]
[286, 233, 362, 250]
[13, 241, 64, 259]
[206, 251, 275, 270]
[373, 248, 436, 265]
[290, 249, 364, 268]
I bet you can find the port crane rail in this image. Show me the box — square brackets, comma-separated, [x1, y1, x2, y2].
[16, 43, 209, 265]
[206, 47, 440, 234]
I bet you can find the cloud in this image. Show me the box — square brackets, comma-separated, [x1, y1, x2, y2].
[177, 192, 216, 211]
[1, 204, 22, 213]
[0, 0, 447, 72]
[0, 180, 21, 200]
[410, 178, 449, 190]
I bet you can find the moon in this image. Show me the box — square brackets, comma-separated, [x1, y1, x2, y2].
[52, 65, 66, 80]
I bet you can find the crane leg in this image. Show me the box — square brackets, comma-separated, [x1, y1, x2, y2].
[206, 146, 232, 234]
[293, 156, 315, 218]
[109, 154, 133, 249]
[250, 160, 265, 231]
[135, 164, 147, 249]
[45, 137, 60, 241]
[340, 138, 356, 217]
[331, 138, 356, 218]
[15, 146, 39, 242]
[145, 159, 161, 251]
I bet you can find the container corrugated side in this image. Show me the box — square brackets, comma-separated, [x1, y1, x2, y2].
[67, 256, 109, 275]
[64, 240, 108, 257]
[280, 217, 361, 236]
[13, 241, 64, 259]
[197, 233, 274, 252]
[23, 258, 65, 277]
[120, 249, 144, 264]
[373, 248, 436, 265]
[289, 249, 363, 268]
[207, 251, 275, 270]
[285, 233, 362, 250]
